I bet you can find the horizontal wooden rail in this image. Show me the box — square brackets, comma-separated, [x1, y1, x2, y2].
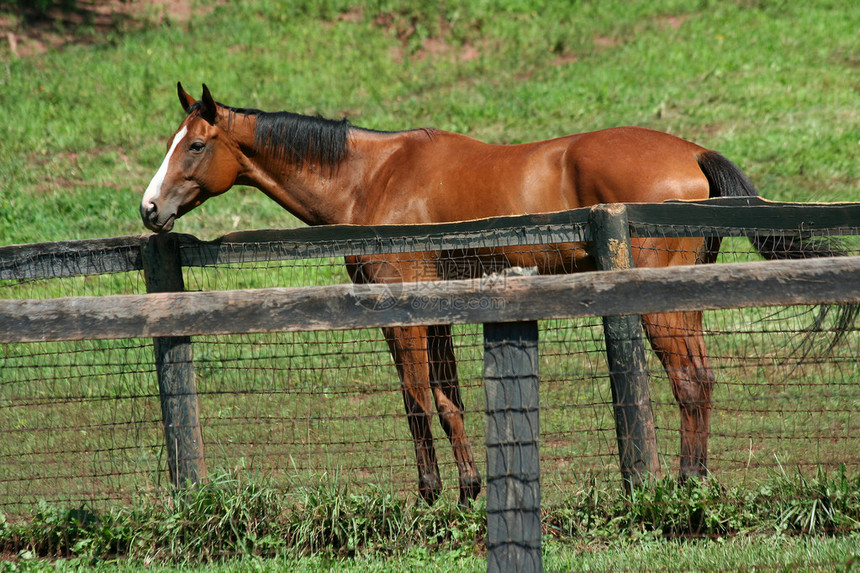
[631, 197, 860, 234]
[165, 198, 860, 267]
[2, 256, 858, 343]
[0, 236, 143, 282]
[176, 217, 590, 268]
[2, 198, 859, 281]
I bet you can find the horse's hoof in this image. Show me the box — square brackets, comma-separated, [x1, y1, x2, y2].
[678, 467, 709, 484]
[458, 474, 482, 508]
[419, 478, 442, 505]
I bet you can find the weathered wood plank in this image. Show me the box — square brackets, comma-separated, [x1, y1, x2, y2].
[2, 256, 859, 343]
[176, 219, 590, 267]
[627, 199, 860, 236]
[2, 200, 858, 281]
[179, 199, 860, 266]
[0, 235, 144, 281]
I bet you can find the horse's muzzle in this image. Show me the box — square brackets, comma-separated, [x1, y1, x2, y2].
[140, 201, 174, 233]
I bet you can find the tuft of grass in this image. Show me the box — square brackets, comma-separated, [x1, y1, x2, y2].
[0, 469, 484, 564]
[2, 467, 858, 567]
[544, 464, 860, 542]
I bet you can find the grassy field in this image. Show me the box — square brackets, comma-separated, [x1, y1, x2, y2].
[2, 0, 860, 570]
[2, 0, 859, 247]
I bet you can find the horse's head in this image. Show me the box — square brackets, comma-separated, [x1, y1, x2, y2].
[141, 83, 242, 233]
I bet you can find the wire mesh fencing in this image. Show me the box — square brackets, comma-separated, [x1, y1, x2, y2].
[1, 201, 859, 554]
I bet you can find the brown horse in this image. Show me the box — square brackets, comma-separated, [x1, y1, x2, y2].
[141, 83, 837, 505]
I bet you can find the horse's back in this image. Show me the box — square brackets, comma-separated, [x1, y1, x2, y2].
[425, 126, 711, 209]
[500, 127, 713, 271]
[559, 126, 711, 205]
[362, 125, 714, 273]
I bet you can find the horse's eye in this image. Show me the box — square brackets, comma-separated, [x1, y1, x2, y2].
[189, 141, 206, 152]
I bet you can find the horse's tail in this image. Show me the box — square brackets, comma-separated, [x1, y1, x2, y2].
[696, 150, 858, 348]
[697, 150, 839, 259]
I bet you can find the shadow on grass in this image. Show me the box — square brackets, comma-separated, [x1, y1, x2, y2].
[1, 0, 191, 58]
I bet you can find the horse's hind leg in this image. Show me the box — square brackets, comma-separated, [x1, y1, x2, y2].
[641, 310, 715, 479]
[427, 324, 482, 506]
[383, 325, 442, 504]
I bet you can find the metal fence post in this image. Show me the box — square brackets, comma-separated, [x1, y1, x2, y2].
[141, 233, 206, 488]
[588, 203, 660, 491]
[483, 320, 541, 573]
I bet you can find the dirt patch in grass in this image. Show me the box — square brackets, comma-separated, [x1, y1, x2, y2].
[369, 9, 482, 65]
[1, 0, 213, 58]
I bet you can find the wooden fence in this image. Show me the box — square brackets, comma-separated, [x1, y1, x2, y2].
[2, 197, 860, 572]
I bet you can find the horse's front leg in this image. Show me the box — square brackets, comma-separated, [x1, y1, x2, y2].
[642, 311, 715, 479]
[427, 324, 482, 506]
[383, 325, 442, 504]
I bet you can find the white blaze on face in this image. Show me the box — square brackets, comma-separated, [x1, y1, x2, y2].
[142, 125, 188, 211]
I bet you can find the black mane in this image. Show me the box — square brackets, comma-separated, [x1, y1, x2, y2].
[253, 110, 350, 171]
[192, 101, 351, 171]
[191, 101, 434, 171]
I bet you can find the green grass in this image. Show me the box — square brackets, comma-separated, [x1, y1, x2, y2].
[2, 0, 859, 245]
[2, 467, 859, 570]
[2, 0, 860, 569]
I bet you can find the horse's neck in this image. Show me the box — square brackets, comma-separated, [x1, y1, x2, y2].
[237, 125, 412, 226]
[230, 124, 359, 226]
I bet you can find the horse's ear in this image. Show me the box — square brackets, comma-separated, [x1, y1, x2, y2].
[199, 84, 217, 125]
[177, 82, 196, 114]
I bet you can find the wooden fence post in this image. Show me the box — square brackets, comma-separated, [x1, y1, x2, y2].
[483, 320, 541, 573]
[589, 204, 660, 491]
[141, 233, 206, 488]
